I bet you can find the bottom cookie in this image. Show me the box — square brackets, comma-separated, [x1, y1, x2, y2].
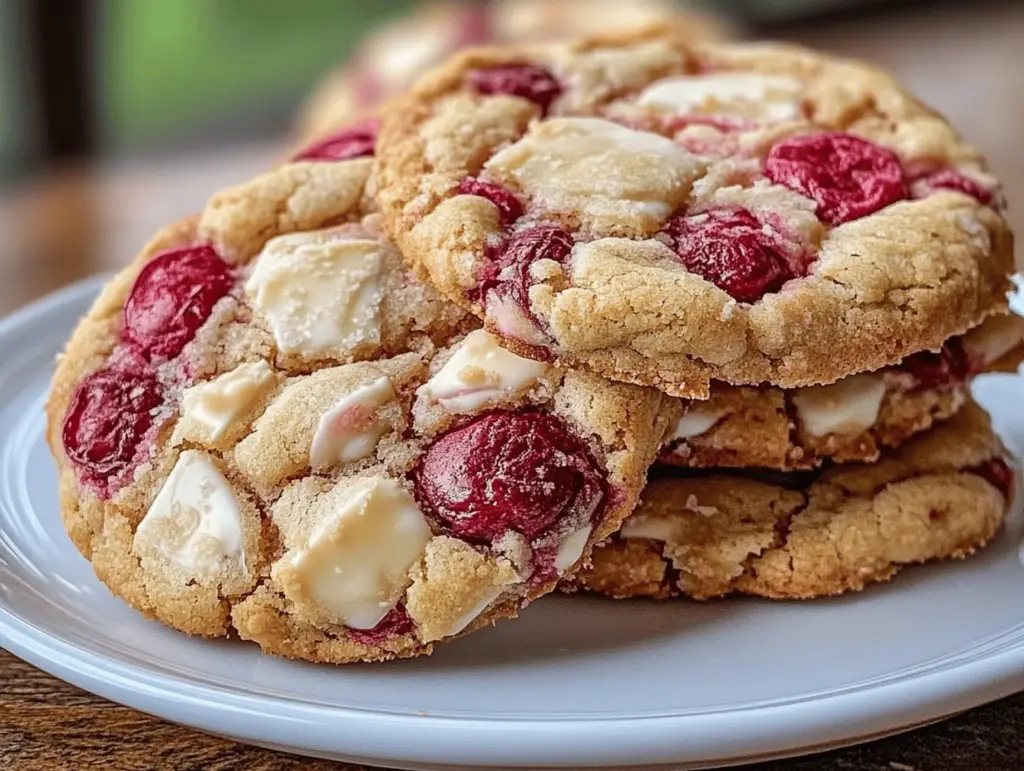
[564, 401, 1015, 601]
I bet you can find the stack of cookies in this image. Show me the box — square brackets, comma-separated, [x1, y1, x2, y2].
[46, 24, 1020, 665]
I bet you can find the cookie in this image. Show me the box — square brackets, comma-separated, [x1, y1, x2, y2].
[663, 312, 1024, 469]
[295, 0, 725, 143]
[375, 25, 1015, 397]
[565, 400, 1015, 600]
[45, 135, 677, 663]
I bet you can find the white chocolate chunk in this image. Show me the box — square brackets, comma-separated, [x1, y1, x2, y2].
[638, 73, 803, 122]
[620, 514, 677, 543]
[246, 232, 384, 357]
[275, 477, 431, 630]
[134, 451, 246, 582]
[447, 586, 503, 638]
[485, 117, 704, 230]
[487, 292, 550, 348]
[554, 525, 592, 572]
[963, 314, 1024, 366]
[419, 329, 550, 411]
[671, 406, 724, 440]
[310, 376, 396, 469]
[179, 361, 275, 441]
[791, 373, 886, 438]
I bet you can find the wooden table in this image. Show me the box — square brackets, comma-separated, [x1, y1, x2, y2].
[2, 2, 1023, 769]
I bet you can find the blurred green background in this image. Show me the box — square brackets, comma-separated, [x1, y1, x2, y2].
[0, 0, 414, 182]
[104, 0, 396, 149]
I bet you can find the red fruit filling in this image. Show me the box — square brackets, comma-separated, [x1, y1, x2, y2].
[345, 605, 415, 645]
[456, 178, 523, 225]
[968, 458, 1016, 499]
[898, 338, 978, 392]
[416, 410, 605, 543]
[292, 118, 379, 162]
[912, 169, 997, 207]
[122, 245, 234, 363]
[661, 209, 792, 303]
[475, 224, 573, 327]
[765, 132, 906, 225]
[466, 63, 562, 112]
[62, 365, 163, 493]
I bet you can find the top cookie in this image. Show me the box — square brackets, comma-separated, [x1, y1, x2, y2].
[376, 25, 1015, 397]
[45, 122, 677, 664]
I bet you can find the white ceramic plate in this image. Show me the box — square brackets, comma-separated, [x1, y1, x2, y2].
[2, 277, 1024, 771]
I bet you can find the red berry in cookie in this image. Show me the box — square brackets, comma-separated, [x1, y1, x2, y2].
[477, 224, 573, 320]
[62, 365, 163, 492]
[292, 118, 379, 162]
[968, 458, 1016, 499]
[416, 410, 605, 542]
[345, 605, 415, 645]
[122, 245, 234, 362]
[765, 132, 906, 225]
[899, 338, 977, 392]
[662, 209, 791, 303]
[456, 178, 523, 225]
[466, 63, 562, 112]
[912, 169, 997, 207]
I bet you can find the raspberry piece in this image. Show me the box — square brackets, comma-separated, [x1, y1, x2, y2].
[898, 338, 978, 392]
[913, 169, 997, 207]
[292, 118, 379, 162]
[967, 458, 1015, 499]
[122, 245, 234, 362]
[416, 410, 605, 543]
[345, 605, 414, 645]
[476, 224, 573, 320]
[466, 64, 562, 112]
[456, 178, 523, 225]
[765, 132, 906, 225]
[661, 209, 792, 303]
[62, 365, 163, 492]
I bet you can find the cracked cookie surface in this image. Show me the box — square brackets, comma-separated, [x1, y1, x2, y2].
[46, 129, 678, 664]
[663, 312, 1024, 469]
[376, 25, 1015, 397]
[565, 400, 1015, 600]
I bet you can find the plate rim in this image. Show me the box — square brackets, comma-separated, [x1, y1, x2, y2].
[2, 277, 1024, 769]
[4, 600, 1024, 769]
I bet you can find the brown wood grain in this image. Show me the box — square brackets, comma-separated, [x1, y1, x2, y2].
[0, 650, 357, 771]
